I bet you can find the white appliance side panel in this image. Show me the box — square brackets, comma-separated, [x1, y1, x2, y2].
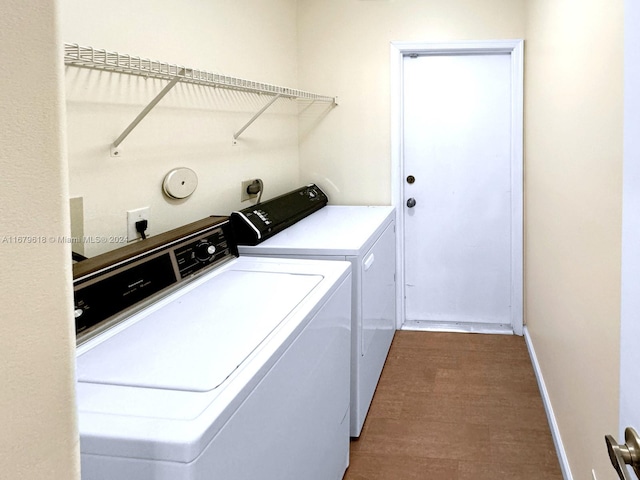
[80, 275, 352, 480]
[194, 275, 351, 480]
[354, 221, 396, 436]
[242, 253, 363, 438]
[361, 222, 396, 356]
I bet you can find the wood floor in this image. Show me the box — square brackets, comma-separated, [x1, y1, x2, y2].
[343, 331, 564, 480]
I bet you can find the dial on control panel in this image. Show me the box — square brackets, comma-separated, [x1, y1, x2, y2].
[194, 242, 216, 261]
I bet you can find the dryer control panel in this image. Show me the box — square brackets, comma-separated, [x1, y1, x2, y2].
[73, 217, 237, 343]
[230, 184, 328, 246]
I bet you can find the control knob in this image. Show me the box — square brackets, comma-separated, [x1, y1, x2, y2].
[194, 242, 216, 261]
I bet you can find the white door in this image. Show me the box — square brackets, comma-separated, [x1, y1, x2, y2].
[402, 51, 521, 333]
[609, 2, 640, 477]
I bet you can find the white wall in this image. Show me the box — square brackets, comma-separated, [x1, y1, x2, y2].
[524, 0, 623, 479]
[297, 0, 526, 204]
[61, 0, 307, 256]
[0, 1, 80, 478]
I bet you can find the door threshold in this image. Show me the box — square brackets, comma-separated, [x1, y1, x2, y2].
[401, 320, 513, 335]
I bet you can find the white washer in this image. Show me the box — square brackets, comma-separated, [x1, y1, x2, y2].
[76, 255, 352, 480]
[238, 205, 396, 437]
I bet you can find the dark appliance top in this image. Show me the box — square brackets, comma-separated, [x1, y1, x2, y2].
[229, 184, 328, 246]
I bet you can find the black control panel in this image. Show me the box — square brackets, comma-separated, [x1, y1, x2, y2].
[74, 253, 177, 336]
[230, 184, 328, 246]
[73, 217, 237, 343]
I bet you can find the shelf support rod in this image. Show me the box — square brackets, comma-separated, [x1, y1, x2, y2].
[111, 68, 185, 156]
[233, 93, 283, 144]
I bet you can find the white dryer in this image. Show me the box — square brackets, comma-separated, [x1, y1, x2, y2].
[73, 217, 352, 480]
[233, 201, 396, 437]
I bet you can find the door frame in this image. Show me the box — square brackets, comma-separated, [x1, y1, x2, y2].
[620, 0, 640, 439]
[390, 39, 524, 335]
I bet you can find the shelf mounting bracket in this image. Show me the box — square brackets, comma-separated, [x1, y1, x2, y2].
[110, 68, 185, 156]
[232, 93, 283, 145]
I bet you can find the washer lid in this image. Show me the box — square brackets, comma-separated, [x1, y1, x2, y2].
[76, 270, 322, 392]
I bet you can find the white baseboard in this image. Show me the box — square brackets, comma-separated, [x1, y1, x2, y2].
[401, 320, 513, 335]
[524, 326, 574, 480]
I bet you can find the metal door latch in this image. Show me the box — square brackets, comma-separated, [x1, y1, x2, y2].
[606, 427, 640, 480]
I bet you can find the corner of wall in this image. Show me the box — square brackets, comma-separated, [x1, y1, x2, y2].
[0, 0, 79, 477]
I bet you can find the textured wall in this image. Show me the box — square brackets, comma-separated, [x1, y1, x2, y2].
[524, 0, 623, 478]
[0, 1, 80, 478]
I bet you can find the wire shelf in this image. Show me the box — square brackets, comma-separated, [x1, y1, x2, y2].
[64, 43, 336, 103]
[64, 43, 337, 152]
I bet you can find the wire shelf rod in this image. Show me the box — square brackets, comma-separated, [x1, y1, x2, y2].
[64, 43, 337, 152]
[64, 43, 336, 103]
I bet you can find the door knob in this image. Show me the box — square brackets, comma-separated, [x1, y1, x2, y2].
[406, 198, 416, 208]
[605, 427, 640, 480]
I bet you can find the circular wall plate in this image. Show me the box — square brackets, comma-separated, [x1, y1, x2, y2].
[162, 167, 198, 199]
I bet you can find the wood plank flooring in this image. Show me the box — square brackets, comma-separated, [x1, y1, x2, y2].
[343, 331, 563, 480]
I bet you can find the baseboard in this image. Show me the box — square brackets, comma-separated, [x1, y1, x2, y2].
[524, 326, 574, 480]
[401, 320, 513, 335]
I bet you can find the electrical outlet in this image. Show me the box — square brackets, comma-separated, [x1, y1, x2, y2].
[241, 179, 261, 202]
[127, 207, 150, 242]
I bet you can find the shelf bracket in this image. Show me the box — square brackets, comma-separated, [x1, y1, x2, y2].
[232, 93, 283, 145]
[110, 68, 185, 156]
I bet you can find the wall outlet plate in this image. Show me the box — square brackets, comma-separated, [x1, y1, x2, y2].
[127, 207, 149, 242]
